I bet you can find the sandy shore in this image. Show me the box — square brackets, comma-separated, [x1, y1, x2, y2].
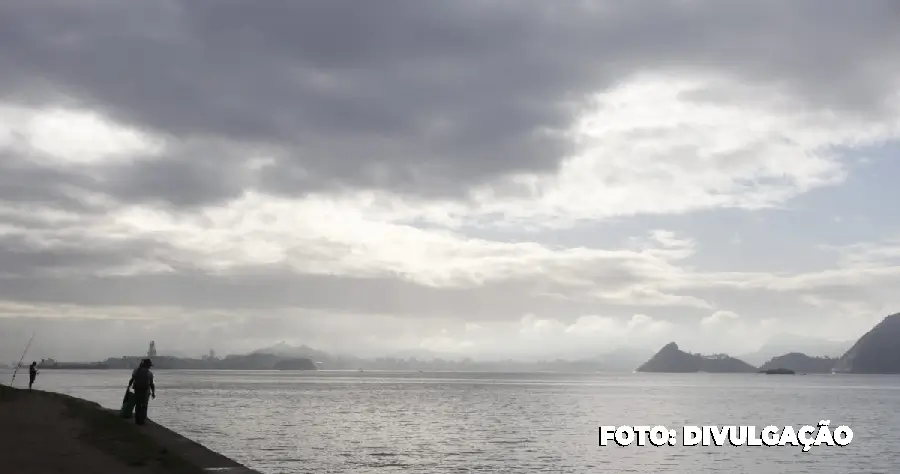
[0, 384, 261, 474]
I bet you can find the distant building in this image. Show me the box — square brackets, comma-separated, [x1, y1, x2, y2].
[148, 341, 157, 358]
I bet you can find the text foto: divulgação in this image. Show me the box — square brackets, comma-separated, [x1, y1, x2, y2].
[599, 422, 852, 452]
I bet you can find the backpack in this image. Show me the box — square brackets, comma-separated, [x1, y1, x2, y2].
[132, 367, 152, 390]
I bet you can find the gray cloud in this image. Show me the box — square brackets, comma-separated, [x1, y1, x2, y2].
[0, 238, 151, 277]
[2, 0, 899, 206]
[0, 154, 102, 211]
[0, 264, 681, 322]
[1, 0, 899, 361]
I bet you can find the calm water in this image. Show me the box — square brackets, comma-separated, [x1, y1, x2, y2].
[4, 369, 899, 473]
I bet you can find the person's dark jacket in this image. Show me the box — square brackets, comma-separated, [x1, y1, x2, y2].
[128, 366, 155, 397]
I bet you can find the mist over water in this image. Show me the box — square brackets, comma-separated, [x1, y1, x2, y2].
[6, 369, 899, 473]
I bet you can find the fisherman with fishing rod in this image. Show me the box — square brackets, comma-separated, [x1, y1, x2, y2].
[9, 332, 37, 388]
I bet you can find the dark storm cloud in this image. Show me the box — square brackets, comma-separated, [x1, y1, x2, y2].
[1, 0, 898, 207]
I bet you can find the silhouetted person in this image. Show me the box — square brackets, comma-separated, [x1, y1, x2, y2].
[127, 358, 156, 425]
[28, 362, 38, 390]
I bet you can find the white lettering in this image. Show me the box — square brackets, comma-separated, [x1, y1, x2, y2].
[832, 426, 853, 446]
[728, 426, 748, 446]
[746, 426, 763, 446]
[797, 425, 816, 452]
[761, 426, 780, 446]
[778, 426, 798, 447]
[615, 426, 634, 446]
[600, 424, 850, 450]
[649, 426, 668, 447]
[633, 426, 651, 446]
[683, 426, 702, 446]
[707, 426, 729, 447]
[813, 420, 834, 447]
[599, 426, 616, 446]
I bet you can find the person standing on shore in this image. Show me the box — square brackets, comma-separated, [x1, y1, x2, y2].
[127, 358, 156, 425]
[28, 361, 38, 390]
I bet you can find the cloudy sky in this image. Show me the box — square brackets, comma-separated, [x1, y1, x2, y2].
[1, 0, 899, 363]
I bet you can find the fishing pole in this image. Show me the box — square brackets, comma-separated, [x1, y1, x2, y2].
[10, 332, 36, 386]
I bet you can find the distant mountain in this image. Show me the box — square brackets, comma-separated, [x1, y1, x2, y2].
[247, 342, 651, 372]
[583, 348, 652, 372]
[739, 335, 850, 366]
[252, 342, 329, 360]
[834, 313, 900, 374]
[637, 342, 757, 373]
[758, 353, 836, 374]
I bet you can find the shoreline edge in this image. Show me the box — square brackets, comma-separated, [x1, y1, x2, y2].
[0, 383, 262, 473]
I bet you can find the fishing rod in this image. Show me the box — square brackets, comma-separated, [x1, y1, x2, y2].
[9, 332, 36, 386]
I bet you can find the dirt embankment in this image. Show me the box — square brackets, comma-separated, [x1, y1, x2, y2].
[0, 384, 259, 474]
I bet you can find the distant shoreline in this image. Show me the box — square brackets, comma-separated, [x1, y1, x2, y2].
[30, 367, 318, 371]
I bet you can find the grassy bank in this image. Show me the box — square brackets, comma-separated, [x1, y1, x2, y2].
[0, 384, 234, 473]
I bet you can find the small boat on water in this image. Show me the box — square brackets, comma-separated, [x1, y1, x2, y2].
[759, 368, 795, 375]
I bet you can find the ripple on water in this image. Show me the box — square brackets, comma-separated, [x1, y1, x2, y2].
[11, 370, 900, 474]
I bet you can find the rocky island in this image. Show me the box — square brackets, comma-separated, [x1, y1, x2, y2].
[833, 313, 900, 374]
[758, 352, 836, 374]
[636, 342, 757, 373]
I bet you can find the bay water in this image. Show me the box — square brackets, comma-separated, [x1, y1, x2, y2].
[5, 369, 899, 473]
